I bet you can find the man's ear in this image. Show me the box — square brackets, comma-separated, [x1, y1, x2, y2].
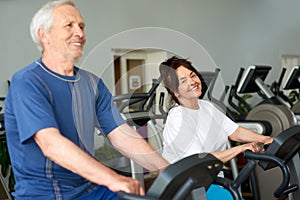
[38, 28, 48, 43]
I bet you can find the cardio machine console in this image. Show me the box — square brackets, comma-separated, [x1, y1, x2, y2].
[237, 65, 272, 94]
[282, 66, 300, 90]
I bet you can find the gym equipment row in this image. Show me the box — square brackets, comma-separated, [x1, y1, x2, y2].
[210, 65, 300, 199]
[228, 65, 298, 137]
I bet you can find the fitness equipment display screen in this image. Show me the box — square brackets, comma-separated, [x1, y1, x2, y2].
[237, 65, 272, 94]
[282, 66, 300, 90]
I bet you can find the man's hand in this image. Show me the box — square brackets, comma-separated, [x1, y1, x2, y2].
[107, 174, 145, 196]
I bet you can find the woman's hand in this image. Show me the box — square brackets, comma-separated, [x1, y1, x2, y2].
[262, 136, 274, 145]
[241, 142, 262, 153]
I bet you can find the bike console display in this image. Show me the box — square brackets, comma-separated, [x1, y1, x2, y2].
[237, 65, 272, 94]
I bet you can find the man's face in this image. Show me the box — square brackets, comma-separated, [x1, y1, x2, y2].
[42, 4, 86, 63]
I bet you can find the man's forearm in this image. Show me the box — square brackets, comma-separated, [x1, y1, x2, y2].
[108, 124, 169, 172]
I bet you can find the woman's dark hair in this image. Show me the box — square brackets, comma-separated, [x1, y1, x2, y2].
[159, 56, 207, 106]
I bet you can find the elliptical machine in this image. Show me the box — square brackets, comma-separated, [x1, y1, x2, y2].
[230, 65, 297, 137]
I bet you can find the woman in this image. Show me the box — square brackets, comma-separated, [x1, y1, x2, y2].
[159, 56, 273, 199]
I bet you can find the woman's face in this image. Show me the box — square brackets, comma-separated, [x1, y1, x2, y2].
[175, 66, 202, 104]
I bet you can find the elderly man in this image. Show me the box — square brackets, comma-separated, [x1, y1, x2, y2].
[4, 1, 169, 199]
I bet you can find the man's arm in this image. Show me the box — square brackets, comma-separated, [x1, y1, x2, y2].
[34, 127, 144, 195]
[107, 123, 169, 173]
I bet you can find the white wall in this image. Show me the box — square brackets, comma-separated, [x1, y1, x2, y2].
[1, 0, 300, 98]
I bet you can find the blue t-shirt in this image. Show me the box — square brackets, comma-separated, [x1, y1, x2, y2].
[4, 58, 125, 199]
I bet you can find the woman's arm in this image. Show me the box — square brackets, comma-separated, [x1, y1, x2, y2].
[229, 126, 273, 144]
[211, 142, 261, 163]
[212, 126, 274, 163]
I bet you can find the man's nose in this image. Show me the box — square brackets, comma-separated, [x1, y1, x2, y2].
[74, 25, 85, 38]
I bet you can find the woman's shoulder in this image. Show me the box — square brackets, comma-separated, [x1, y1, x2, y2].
[198, 99, 214, 107]
[168, 105, 182, 117]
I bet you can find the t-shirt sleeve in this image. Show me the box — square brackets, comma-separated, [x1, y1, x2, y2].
[95, 79, 125, 135]
[9, 73, 58, 143]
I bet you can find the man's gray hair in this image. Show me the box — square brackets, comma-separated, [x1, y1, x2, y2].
[30, 0, 75, 52]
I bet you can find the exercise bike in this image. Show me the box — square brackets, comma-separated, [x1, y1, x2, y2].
[118, 153, 223, 200]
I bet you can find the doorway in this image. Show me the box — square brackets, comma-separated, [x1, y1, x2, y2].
[112, 49, 167, 112]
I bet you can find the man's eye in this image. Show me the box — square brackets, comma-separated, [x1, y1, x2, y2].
[79, 24, 85, 30]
